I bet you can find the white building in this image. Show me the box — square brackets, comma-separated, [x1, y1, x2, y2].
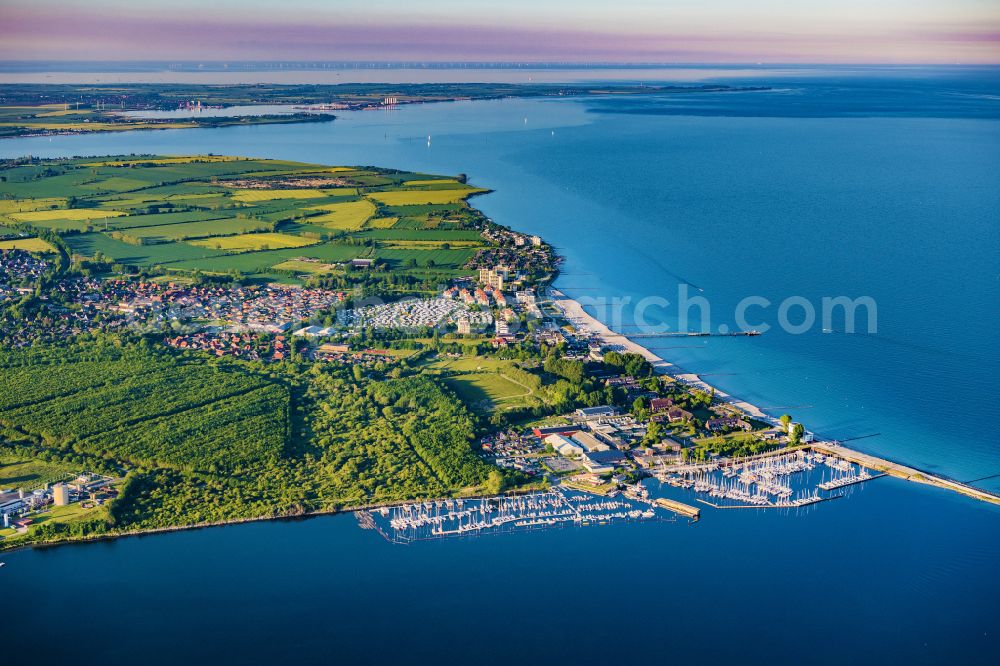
[545, 434, 584, 457]
[571, 431, 611, 453]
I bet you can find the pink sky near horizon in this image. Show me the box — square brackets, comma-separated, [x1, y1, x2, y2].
[1, 1, 999, 64]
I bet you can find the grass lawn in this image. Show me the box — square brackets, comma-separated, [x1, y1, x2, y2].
[188, 232, 319, 253]
[426, 356, 511, 372]
[444, 372, 531, 410]
[0, 457, 77, 490]
[692, 432, 760, 448]
[272, 259, 338, 273]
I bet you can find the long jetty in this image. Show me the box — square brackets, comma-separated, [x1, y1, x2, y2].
[812, 442, 1000, 506]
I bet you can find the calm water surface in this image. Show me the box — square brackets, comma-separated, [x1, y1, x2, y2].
[2, 69, 998, 664]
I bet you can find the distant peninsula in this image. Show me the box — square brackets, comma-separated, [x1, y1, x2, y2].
[0, 82, 769, 138]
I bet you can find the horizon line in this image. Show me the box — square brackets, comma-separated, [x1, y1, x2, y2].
[1, 60, 998, 67]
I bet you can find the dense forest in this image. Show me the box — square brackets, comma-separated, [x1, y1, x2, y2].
[0, 335, 505, 548]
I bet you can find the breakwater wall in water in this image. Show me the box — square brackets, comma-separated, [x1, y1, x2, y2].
[813, 443, 1000, 506]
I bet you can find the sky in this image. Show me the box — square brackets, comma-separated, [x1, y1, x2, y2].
[1, 0, 999, 64]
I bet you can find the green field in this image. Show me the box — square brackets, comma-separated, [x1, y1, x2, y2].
[375, 247, 477, 269]
[1, 155, 489, 281]
[64, 232, 224, 265]
[187, 232, 318, 252]
[166, 241, 365, 273]
[0, 456, 77, 490]
[10, 208, 125, 222]
[272, 259, 338, 274]
[444, 373, 532, 410]
[368, 188, 485, 206]
[110, 217, 271, 243]
[352, 228, 483, 241]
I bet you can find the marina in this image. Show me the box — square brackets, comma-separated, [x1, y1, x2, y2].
[354, 450, 887, 545]
[654, 450, 882, 509]
[356, 488, 673, 543]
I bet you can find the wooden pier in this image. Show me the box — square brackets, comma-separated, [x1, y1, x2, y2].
[695, 495, 841, 510]
[654, 497, 701, 519]
[817, 472, 887, 491]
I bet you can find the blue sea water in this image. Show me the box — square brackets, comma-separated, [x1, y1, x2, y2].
[2, 67, 998, 664]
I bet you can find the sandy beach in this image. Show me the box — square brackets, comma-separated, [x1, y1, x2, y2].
[547, 288, 771, 421]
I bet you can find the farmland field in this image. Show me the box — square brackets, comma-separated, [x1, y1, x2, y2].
[188, 232, 318, 252]
[305, 199, 375, 230]
[378, 240, 482, 249]
[0, 238, 57, 252]
[64, 232, 224, 265]
[166, 241, 363, 273]
[109, 217, 270, 242]
[375, 247, 478, 268]
[82, 156, 243, 167]
[352, 229, 483, 241]
[1, 155, 488, 282]
[9, 208, 126, 222]
[402, 179, 463, 187]
[231, 188, 333, 202]
[364, 216, 399, 229]
[368, 188, 486, 206]
[99, 210, 233, 229]
[0, 197, 68, 214]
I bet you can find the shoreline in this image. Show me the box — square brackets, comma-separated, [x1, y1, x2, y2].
[547, 288, 769, 420]
[546, 288, 1000, 506]
[0, 485, 554, 556]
